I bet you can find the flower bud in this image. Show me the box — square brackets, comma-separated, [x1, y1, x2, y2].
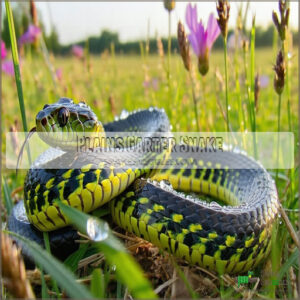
[164, 0, 175, 12]
[198, 52, 209, 76]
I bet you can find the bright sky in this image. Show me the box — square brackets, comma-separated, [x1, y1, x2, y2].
[36, 1, 299, 45]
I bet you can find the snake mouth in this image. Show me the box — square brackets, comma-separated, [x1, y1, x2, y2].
[16, 127, 37, 173]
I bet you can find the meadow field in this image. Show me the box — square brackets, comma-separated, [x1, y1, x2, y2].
[2, 48, 298, 131]
[1, 1, 299, 299]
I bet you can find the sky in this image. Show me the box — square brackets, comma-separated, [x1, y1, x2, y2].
[35, 1, 299, 45]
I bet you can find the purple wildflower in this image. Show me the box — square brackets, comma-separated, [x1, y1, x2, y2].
[19, 25, 41, 45]
[143, 78, 159, 91]
[2, 60, 14, 76]
[260, 75, 270, 89]
[152, 78, 159, 91]
[143, 80, 150, 89]
[56, 68, 63, 81]
[72, 45, 84, 59]
[1, 41, 7, 60]
[185, 3, 220, 75]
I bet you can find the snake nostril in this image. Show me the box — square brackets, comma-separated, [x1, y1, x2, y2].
[41, 118, 47, 126]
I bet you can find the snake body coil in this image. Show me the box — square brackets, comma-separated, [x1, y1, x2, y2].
[10, 98, 279, 274]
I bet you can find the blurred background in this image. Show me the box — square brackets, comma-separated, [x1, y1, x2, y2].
[1, 1, 298, 54]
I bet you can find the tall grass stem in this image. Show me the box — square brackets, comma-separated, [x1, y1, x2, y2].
[5, 1, 28, 133]
[223, 38, 229, 132]
[250, 17, 257, 158]
[43, 232, 61, 298]
[5, 0, 31, 164]
[233, 36, 245, 132]
[276, 93, 282, 182]
[282, 38, 295, 208]
[243, 47, 252, 129]
[167, 11, 171, 89]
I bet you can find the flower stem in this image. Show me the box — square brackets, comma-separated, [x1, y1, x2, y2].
[189, 71, 200, 132]
[276, 93, 282, 182]
[250, 18, 257, 159]
[250, 20, 256, 132]
[233, 32, 245, 132]
[223, 37, 229, 132]
[283, 39, 292, 132]
[282, 37, 295, 207]
[167, 10, 171, 87]
[243, 47, 252, 129]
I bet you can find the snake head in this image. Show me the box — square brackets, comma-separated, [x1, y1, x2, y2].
[35, 98, 106, 150]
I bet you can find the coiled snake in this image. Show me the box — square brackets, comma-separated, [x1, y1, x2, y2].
[8, 98, 279, 274]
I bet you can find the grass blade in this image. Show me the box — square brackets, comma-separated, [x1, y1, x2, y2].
[277, 249, 299, 282]
[39, 265, 50, 299]
[5, 0, 31, 164]
[43, 232, 61, 298]
[2, 176, 13, 215]
[4, 230, 93, 299]
[57, 202, 157, 299]
[91, 268, 105, 298]
[5, 0, 28, 133]
[64, 243, 89, 273]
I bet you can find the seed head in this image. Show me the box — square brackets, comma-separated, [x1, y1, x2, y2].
[272, 0, 290, 41]
[164, 0, 175, 12]
[216, 0, 230, 38]
[108, 94, 116, 116]
[273, 50, 285, 95]
[30, 0, 38, 26]
[177, 21, 191, 71]
[1, 233, 35, 299]
[279, 0, 287, 17]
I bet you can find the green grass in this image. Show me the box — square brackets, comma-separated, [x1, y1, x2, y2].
[2, 32, 299, 299]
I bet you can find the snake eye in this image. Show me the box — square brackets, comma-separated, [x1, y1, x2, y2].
[57, 107, 70, 127]
[43, 104, 49, 109]
[41, 118, 47, 126]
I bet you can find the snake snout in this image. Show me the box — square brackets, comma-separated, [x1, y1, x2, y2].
[36, 110, 46, 121]
[36, 111, 48, 131]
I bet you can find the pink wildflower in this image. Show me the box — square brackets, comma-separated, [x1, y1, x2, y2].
[186, 3, 220, 75]
[1, 41, 7, 59]
[19, 25, 41, 45]
[72, 45, 84, 59]
[2, 60, 14, 76]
